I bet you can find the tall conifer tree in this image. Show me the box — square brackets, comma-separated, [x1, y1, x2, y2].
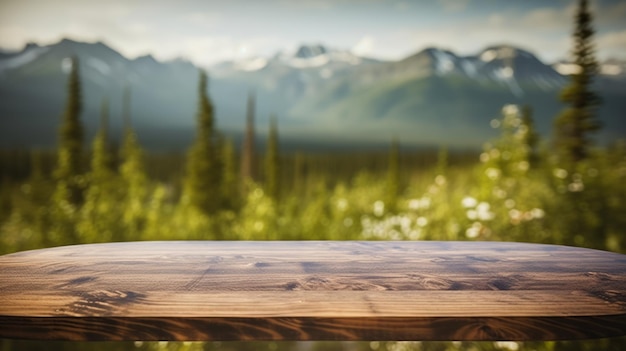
[182, 70, 220, 214]
[554, 0, 601, 166]
[220, 138, 238, 210]
[90, 98, 113, 179]
[521, 105, 540, 169]
[265, 116, 280, 202]
[386, 138, 400, 211]
[119, 86, 147, 240]
[53, 56, 84, 206]
[78, 98, 117, 243]
[50, 56, 84, 244]
[240, 91, 257, 186]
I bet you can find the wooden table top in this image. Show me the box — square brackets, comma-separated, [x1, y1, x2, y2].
[1, 241, 625, 341]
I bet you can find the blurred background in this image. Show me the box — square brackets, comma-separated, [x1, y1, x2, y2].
[1, 0, 625, 350]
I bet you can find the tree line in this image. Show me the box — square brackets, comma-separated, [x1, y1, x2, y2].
[0, 0, 615, 252]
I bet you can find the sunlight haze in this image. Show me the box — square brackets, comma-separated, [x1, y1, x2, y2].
[1, 0, 626, 66]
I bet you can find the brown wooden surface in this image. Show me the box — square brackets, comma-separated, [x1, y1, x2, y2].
[1, 241, 625, 341]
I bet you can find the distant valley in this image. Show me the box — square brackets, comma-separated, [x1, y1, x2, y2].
[1, 38, 625, 151]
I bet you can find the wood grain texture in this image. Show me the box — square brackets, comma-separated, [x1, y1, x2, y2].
[1, 241, 625, 341]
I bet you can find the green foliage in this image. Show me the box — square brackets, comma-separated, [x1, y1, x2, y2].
[386, 138, 400, 211]
[120, 126, 148, 241]
[240, 92, 257, 184]
[521, 105, 540, 169]
[53, 56, 84, 205]
[2, 49, 625, 350]
[220, 138, 239, 210]
[119, 85, 148, 241]
[264, 117, 280, 202]
[49, 56, 85, 244]
[235, 184, 278, 240]
[554, 0, 601, 167]
[181, 70, 221, 215]
[76, 98, 120, 243]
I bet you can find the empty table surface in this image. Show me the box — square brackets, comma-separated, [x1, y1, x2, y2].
[1, 241, 625, 341]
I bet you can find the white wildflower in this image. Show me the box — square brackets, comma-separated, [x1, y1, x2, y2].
[343, 218, 353, 227]
[435, 175, 446, 186]
[480, 152, 490, 163]
[518, 161, 529, 171]
[416, 217, 428, 227]
[336, 198, 348, 211]
[373, 201, 385, 216]
[495, 341, 519, 351]
[530, 208, 545, 219]
[485, 167, 500, 180]
[462, 196, 477, 208]
[476, 202, 494, 221]
[466, 222, 482, 238]
[553, 168, 568, 179]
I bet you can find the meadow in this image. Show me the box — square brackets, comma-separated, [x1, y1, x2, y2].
[1, 103, 625, 350]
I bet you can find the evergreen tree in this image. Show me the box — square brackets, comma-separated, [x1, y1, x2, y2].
[436, 146, 448, 178]
[240, 91, 257, 186]
[265, 116, 280, 202]
[119, 86, 147, 240]
[220, 138, 238, 210]
[53, 55, 84, 205]
[50, 56, 84, 245]
[90, 98, 113, 178]
[554, 0, 601, 166]
[292, 151, 305, 196]
[181, 70, 220, 215]
[386, 138, 400, 211]
[78, 98, 118, 243]
[521, 105, 540, 169]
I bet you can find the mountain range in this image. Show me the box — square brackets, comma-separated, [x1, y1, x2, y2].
[0, 38, 624, 150]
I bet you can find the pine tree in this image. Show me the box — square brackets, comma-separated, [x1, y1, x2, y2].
[554, 0, 601, 166]
[436, 146, 448, 178]
[50, 56, 84, 245]
[90, 98, 113, 179]
[265, 116, 280, 202]
[78, 98, 118, 243]
[292, 151, 305, 196]
[119, 86, 147, 240]
[220, 138, 238, 210]
[53, 55, 84, 205]
[386, 138, 400, 211]
[240, 91, 257, 186]
[181, 70, 220, 215]
[521, 105, 540, 169]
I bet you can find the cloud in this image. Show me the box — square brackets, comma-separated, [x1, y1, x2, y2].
[438, 0, 469, 12]
[520, 6, 573, 29]
[597, 30, 626, 59]
[595, 1, 626, 25]
[184, 11, 222, 26]
[180, 35, 282, 66]
[352, 35, 376, 56]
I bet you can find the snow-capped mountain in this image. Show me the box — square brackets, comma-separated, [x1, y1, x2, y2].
[221, 44, 376, 73]
[393, 45, 566, 97]
[0, 43, 50, 73]
[1, 38, 624, 149]
[0, 39, 202, 149]
[275, 44, 366, 68]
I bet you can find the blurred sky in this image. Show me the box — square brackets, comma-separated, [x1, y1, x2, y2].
[1, 0, 625, 66]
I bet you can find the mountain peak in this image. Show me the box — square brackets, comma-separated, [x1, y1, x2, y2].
[478, 45, 535, 62]
[294, 44, 328, 59]
[134, 54, 157, 63]
[24, 42, 40, 51]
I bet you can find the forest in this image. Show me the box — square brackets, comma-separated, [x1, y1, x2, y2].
[1, 0, 625, 350]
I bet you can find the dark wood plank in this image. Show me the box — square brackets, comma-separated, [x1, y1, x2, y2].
[1, 241, 625, 341]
